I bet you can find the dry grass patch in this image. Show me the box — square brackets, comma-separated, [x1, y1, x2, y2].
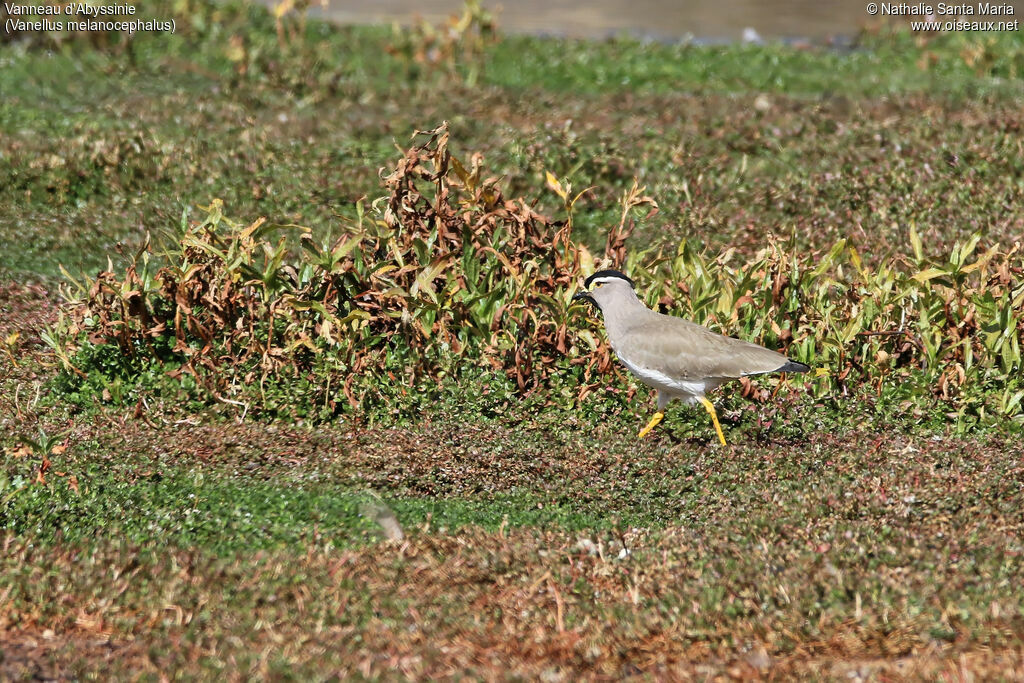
[2, 523, 1022, 679]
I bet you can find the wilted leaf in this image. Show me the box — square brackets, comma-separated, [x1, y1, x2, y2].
[545, 170, 567, 200]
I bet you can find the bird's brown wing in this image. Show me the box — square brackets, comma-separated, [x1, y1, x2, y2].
[619, 314, 792, 381]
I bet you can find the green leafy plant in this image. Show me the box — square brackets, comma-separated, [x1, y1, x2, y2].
[52, 123, 624, 418]
[8, 428, 71, 489]
[386, 0, 497, 85]
[49, 122, 1024, 430]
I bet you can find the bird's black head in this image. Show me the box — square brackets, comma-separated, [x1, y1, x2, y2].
[572, 269, 635, 305]
[584, 269, 635, 289]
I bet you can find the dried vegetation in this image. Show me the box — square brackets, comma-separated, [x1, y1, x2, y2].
[54, 123, 633, 416]
[51, 122, 1024, 429]
[4, 0, 1024, 679]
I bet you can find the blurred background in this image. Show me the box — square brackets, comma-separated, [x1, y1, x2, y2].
[279, 0, 1024, 42]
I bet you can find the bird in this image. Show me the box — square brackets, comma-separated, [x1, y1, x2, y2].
[572, 269, 809, 445]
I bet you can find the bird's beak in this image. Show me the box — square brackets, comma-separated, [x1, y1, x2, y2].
[572, 290, 594, 304]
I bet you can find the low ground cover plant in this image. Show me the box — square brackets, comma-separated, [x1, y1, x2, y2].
[47, 124, 1023, 431]
[4, 2, 1024, 679]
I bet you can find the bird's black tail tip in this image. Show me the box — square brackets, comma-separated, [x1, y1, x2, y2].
[778, 360, 811, 374]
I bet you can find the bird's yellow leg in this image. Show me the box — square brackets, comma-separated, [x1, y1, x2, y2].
[637, 411, 664, 439]
[698, 396, 727, 446]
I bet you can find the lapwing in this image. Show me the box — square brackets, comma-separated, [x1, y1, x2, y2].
[572, 270, 809, 444]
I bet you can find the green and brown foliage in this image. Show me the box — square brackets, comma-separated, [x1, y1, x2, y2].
[53, 123, 622, 417]
[51, 121, 1024, 430]
[386, 0, 497, 84]
[4, 1, 1024, 678]
[623, 228, 1024, 426]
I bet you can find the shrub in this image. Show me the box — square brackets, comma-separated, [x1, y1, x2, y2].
[50, 123, 1024, 429]
[53, 123, 625, 418]
[621, 227, 1024, 425]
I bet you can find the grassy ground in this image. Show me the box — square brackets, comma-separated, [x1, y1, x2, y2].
[2, 2, 1024, 678]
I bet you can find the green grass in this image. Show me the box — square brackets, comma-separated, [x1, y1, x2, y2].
[2, 414, 1022, 677]
[1, 459, 647, 552]
[485, 30, 1024, 97]
[5, 419, 1021, 549]
[2, 1, 1024, 678]
[2, 5, 1023, 279]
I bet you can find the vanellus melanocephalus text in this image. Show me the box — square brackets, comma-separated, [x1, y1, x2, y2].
[572, 269, 809, 445]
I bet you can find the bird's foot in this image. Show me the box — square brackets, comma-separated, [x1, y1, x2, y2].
[637, 411, 664, 439]
[698, 396, 728, 446]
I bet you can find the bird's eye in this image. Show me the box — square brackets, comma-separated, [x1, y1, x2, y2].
[594, 282, 603, 288]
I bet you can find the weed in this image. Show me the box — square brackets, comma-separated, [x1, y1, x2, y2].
[387, 0, 497, 85]
[4, 3, 1024, 678]
[51, 123, 628, 418]
[48, 123, 1024, 431]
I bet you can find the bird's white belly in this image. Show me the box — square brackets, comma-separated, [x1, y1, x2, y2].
[617, 354, 711, 402]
